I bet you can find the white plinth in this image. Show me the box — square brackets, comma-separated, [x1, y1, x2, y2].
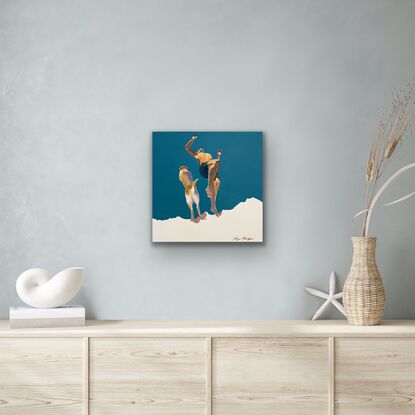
[9, 305, 85, 328]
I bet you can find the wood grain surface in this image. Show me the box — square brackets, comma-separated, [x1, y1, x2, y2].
[89, 337, 207, 414]
[2, 320, 415, 338]
[336, 338, 415, 415]
[212, 337, 329, 415]
[2, 322, 415, 415]
[0, 337, 83, 415]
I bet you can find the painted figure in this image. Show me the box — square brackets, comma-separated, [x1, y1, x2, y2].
[178, 166, 206, 222]
[185, 135, 222, 216]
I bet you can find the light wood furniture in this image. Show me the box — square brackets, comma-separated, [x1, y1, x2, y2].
[1, 320, 415, 414]
[335, 338, 415, 415]
[0, 337, 83, 414]
[213, 337, 328, 414]
[89, 338, 207, 414]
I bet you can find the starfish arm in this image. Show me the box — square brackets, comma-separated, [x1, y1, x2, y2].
[334, 292, 344, 299]
[332, 299, 347, 317]
[312, 300, 330, 320]
[329, 271, 336, 296]
[305, 287, 329, 300]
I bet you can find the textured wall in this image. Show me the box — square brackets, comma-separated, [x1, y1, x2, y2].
[1, 0, 415, 319]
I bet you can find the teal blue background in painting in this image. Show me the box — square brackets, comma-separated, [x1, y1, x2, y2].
[152, 132, 263, 220]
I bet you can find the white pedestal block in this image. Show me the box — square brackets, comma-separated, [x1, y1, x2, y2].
[9, 305, 85, 328]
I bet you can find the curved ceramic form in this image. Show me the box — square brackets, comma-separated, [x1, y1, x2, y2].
[16, 267, 86, 308]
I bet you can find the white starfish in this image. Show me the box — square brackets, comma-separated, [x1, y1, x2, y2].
[304, 271, 346, 320]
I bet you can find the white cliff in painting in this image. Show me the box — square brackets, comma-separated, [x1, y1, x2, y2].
[152, 198, 263, 242]
[16, 267, 86, 308]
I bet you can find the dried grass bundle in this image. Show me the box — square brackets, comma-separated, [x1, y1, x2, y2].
[360, 81, 415, 236]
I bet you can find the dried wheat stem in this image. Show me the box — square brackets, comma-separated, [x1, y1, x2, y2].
[363, 163, 415, 236]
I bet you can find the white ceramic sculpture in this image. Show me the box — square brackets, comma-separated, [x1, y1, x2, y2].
[16, 267, 86, 308]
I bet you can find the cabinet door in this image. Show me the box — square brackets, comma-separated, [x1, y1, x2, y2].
[213, 338, 329, 415]
[336, 338, 415, 415]
[0, 338, 83, 415]
[89, 338, 207, 415]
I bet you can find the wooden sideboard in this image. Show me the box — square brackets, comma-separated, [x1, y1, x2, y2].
[1, 320, 415, 414]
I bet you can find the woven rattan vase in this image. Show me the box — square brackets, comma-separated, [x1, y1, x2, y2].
[343, 237, 385, 326]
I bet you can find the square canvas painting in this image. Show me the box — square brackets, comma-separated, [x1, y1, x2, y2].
[152, 132, 263, 242]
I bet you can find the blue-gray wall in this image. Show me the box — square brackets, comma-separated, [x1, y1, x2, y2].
[1, 0, 415, 320]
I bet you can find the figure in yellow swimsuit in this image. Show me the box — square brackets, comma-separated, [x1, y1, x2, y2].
[185, 135, 221, 216]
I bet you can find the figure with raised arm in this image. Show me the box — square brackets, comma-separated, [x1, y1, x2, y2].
[184, 135, 222, 216]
